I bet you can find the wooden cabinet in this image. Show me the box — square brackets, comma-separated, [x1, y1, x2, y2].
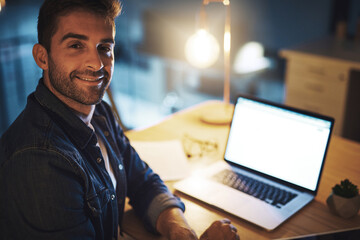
[280, 38, 360, 141]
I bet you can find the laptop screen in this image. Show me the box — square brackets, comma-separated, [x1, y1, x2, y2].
[224, 96, 333, 192]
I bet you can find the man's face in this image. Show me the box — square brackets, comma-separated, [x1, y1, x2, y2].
[46, 10, 115, 106]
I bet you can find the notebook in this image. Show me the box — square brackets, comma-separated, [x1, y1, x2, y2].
[174, 94, 334, 231]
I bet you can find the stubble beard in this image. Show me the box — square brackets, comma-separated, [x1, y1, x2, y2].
[47, 56, 110, 106]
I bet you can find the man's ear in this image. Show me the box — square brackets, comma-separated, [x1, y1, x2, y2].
[32, 43, 49, 71]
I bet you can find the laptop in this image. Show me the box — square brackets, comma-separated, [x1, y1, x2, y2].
[174, 94, 334, 231]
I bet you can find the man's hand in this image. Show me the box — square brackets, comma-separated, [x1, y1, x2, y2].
[200, 219, 240, 240]
[156, 207, 240, 240]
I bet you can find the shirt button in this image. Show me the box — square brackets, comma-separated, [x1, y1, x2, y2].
[104, 131, 109, 137]
[118, 164, 123, 170]
[111, 194, 116, 201]
[96, 157, 102, 163]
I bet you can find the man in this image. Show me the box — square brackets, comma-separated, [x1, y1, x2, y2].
[0, 0, 240, 239]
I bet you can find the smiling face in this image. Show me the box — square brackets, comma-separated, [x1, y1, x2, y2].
[36, 10, 115, 112]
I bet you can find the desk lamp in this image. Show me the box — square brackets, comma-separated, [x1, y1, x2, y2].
[185, 0, 232, 124]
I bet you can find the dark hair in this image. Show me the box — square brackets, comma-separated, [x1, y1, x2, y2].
[37, 0, 122, 52]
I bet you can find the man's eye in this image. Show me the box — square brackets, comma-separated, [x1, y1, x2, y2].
[99, 45, 112, 52]
[69, 43, 82, 49]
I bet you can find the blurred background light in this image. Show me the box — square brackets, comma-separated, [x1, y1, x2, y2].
[0, 0, 5, 12]
[233, 41, 272, 74]
[185, 29, 220, 69]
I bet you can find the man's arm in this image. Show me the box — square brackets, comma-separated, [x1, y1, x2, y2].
[156, 207, 240, 240]
[110, 122, 183, 232]
[156, 207, 198, 239]
[102, 102, 239, 239]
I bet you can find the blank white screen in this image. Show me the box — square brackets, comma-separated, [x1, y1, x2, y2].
[224, 98, 331, 191]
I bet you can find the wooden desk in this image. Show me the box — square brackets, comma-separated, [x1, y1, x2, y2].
[123, 101, 360, 240]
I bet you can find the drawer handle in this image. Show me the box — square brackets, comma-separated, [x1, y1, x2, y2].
[304, 82, 324, 92]
[307, 66, 325, 76]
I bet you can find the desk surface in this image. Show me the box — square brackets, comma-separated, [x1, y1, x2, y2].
[124, 101, 360, 240]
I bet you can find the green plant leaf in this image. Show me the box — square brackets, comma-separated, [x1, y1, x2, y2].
[332, 179, 359, 198]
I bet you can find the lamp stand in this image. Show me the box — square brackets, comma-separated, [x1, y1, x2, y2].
[199, 101, 233, 125]
[199, 0, 232, 125]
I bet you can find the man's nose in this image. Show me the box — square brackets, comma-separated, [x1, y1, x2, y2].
[86, 48, 104, 71]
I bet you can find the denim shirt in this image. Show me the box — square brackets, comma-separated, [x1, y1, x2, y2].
[0, 80, 185, 240]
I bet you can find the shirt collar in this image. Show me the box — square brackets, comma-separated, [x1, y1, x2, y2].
[34, 79, 96, 149]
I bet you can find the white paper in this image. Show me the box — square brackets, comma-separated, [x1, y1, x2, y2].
[130, 140, 190, 181]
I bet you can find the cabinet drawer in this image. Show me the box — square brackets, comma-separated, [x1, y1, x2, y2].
[285, 73, 348, 103]
[285, 89, 343, 113]
[286, 60, 348, 83]
[285, 91, 345, 135]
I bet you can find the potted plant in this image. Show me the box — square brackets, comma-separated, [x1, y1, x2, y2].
[326, 179, 360, 218]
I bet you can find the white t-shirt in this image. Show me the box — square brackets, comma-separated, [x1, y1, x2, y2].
[88, 123, 117, 189]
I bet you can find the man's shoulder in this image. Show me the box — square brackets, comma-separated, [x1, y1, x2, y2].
[0, 97, 78, 164]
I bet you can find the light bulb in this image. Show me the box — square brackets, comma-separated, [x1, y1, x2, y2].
[185, 29, 220, 69]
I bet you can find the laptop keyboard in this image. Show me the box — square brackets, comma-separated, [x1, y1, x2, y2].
[213, 169, 298, 208]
